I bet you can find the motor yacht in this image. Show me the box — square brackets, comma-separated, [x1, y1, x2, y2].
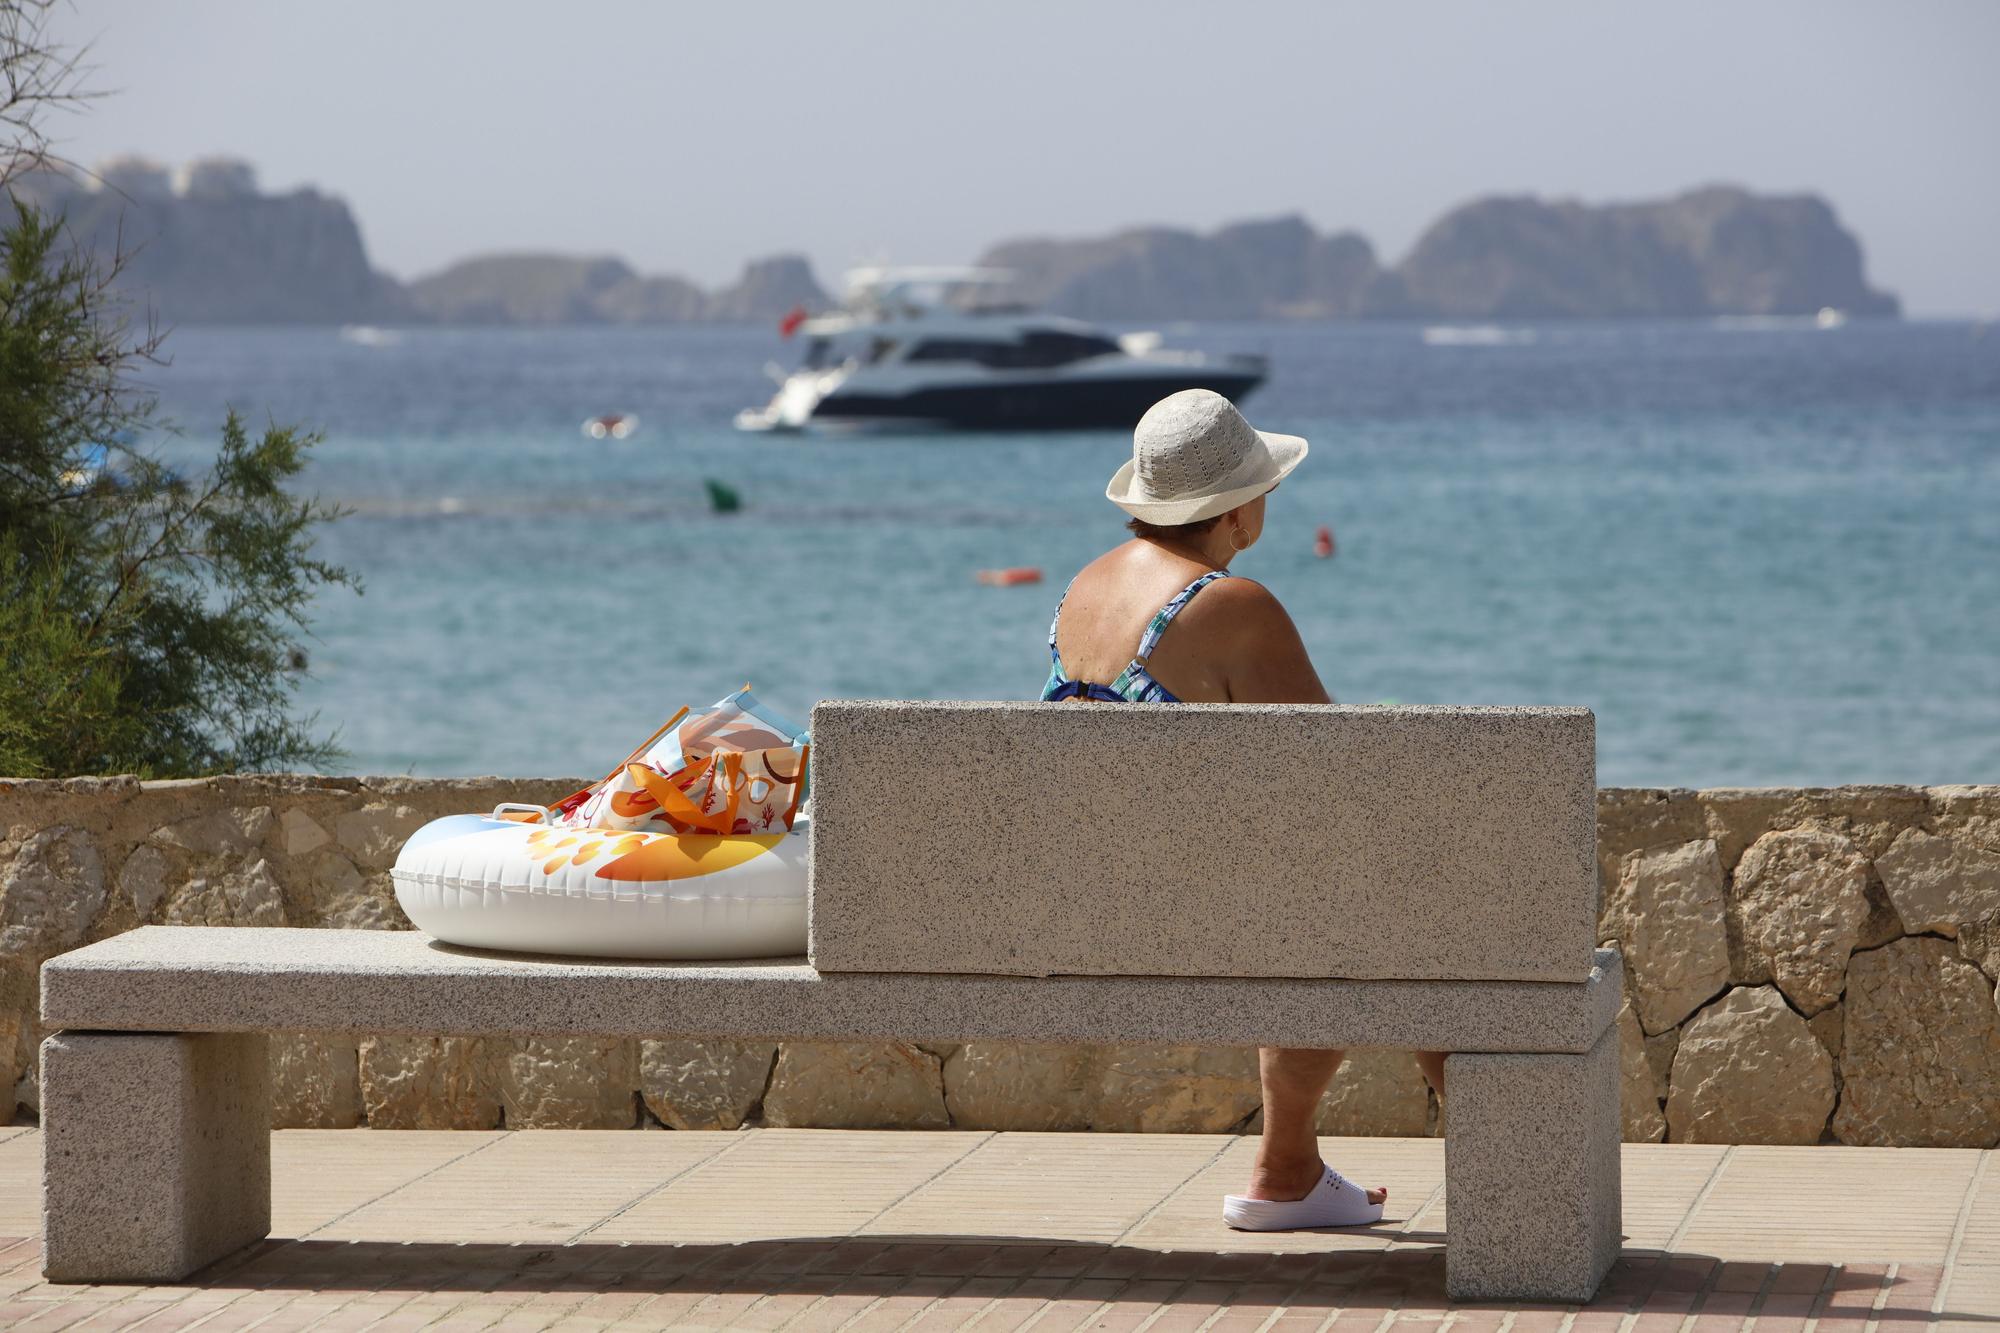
[734, 268, 1266, 432]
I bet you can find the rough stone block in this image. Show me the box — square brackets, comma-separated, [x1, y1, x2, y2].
[1316, 1047, 1433, 1137]
[762, 1041, 949, 1129]
[810, 701, 1597, 980]
[1726, 827, 1871, 1015]
[40, 1031, 270, 1281]
[358, 1034, 501, 1129]
[495, 1036, 639, 1128]
[1444, 1025, 1622, 1302]
[1600, 839, 1729, 1034]
[641, 1038, 777, 1130]
[1833, 936, 2000, 1148]
[1877, 829, 2000, 937]
[1615, 997, 1665, 1144]
[1665, 985, 1833, 1145]
[1090, 1043, 1261, 1133]
[269, 1031, 361, 1128]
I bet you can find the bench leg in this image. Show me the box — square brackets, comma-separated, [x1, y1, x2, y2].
[41, 1032, 271, 1282]
[1444, 1024, 1622, 1302]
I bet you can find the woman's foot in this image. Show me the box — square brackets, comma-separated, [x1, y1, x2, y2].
[1223, 1163, 1386, 1230]
[1243, 1158, 1387, 1206]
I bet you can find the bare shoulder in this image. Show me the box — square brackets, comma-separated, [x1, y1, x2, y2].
[1186, 574, 1298, 634]
[1184, 574, 1329, 704]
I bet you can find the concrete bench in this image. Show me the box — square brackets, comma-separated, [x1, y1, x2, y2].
[39, 702, 1622, 1302]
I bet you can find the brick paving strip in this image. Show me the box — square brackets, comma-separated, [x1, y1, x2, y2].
[0, 1130, 1993, 1331]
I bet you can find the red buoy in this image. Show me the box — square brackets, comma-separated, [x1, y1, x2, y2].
[976, 567, 1044, 587]
[1314, 525, 1336, 559]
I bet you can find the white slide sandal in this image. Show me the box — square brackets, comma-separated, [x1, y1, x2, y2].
[1221, 1165, 1385, 1230]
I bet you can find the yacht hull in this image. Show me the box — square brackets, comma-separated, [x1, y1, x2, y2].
[809, 369, 1264, 431]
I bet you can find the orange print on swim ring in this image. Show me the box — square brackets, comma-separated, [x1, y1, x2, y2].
[524, 828, 649, 875]
[595, 831, 785, 882]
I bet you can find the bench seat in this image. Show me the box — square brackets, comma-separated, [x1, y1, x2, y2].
[40, 925, 1623, 1302]
[42, 926, 1622, 1053]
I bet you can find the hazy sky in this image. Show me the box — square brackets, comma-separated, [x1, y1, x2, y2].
[41, 2, 2000, 316]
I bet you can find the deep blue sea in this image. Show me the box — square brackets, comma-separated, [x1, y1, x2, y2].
[135, 319, 2000, 786]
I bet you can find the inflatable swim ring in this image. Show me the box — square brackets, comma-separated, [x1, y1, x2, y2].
[391, 805, 808, 959]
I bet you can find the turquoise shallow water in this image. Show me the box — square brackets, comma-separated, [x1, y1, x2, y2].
[138, 320, 2000, 786]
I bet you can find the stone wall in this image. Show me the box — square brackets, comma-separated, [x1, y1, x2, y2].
[3, 777, 1997, 1145]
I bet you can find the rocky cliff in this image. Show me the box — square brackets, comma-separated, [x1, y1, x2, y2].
[8, 161, 1898, 324]
[979, 186, 1898, 320]
[1397, 186, 1900, 318]
[14, 161, 407, 325]
[982, 215, 1401, 321]
[404, 252, 826, 325]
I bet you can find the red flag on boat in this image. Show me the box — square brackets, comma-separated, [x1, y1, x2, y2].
[778, 305, 808, 338]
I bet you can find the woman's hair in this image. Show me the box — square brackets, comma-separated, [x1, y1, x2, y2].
[1126, 514, 1223, 540]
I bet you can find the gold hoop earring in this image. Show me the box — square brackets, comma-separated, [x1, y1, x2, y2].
[1229, 526, 1250, 552]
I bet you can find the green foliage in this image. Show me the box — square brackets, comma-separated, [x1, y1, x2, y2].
[1, 196, 358, 777]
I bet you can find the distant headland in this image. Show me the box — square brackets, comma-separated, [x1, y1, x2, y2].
[11, 157, 1899, 325]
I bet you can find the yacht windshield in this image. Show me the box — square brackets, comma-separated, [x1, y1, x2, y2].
[902, 331, 1120, 369]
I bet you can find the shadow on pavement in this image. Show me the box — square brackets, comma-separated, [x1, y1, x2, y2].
[172, 1237, 1985, 1322]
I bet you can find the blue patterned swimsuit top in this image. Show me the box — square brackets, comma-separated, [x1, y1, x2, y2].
[1042, 570, 1232, 703]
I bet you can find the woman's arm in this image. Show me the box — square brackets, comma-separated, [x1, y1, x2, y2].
[1208, 578, 1333, 705]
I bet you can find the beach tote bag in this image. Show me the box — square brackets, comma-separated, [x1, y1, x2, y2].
[548, 687, 809, 834]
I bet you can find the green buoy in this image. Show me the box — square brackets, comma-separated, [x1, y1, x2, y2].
[703, 479, 742, 514]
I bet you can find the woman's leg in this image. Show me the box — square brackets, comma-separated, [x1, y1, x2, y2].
[1415, 1051, 1447, 1099]
[1246, 1047, 1387, 1204]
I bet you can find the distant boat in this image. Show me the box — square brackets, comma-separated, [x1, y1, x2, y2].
[339, 324, 403, 347]
[1421, 325, 1537, 347]
[1713, 311, 1850, 332]
[582, 413, 638, 440]
[734, 267, 1266, 433]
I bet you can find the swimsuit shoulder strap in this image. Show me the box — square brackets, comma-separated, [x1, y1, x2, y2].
[1135, 569, 1231, 663]
[1048, 576, 1079, 665]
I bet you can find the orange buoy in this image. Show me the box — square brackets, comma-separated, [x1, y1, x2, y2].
[976, 567, 1044, 587]
[1313, 525, 1336, 559]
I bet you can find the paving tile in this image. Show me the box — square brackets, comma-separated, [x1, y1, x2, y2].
[589, 1128, 988, 1246]
[308, 1128, 737, 1246]
[0, 1132, 43, 1237]
[862, 1131, 1221, 1245]
[1941, 1263, 2000, 1324]
[1675, 1146, 1979, 1264]
[270, 1127, 506, 1237]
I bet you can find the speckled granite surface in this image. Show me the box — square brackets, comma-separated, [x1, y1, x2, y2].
[41, 927, 1622, 1054]
[1444, 1026, 1623, 1300]
[808, 701, 1598, 981]
[39, 1031, 269, 1281]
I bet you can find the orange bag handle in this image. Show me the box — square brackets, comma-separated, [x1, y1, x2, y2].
[628, 757, 736, 835]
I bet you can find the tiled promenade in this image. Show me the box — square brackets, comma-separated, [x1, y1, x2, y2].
[0, 1126, 1993, 1331]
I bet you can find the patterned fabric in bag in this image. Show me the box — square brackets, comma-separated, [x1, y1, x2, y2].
[547, 686, 809, 835]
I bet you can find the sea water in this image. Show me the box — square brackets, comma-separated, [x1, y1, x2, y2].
[135, 320, 2000, 786]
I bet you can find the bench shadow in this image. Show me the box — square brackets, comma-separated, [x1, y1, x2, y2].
[185, 1237, 1989, 1322]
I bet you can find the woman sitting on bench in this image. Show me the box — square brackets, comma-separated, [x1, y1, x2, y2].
[1043, 388, 1446, 1229]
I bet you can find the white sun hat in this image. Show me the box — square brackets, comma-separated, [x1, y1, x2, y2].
[1106, 389, 1308, 525]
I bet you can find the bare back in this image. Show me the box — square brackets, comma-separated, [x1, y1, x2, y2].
[1051, 541, 1332, 705]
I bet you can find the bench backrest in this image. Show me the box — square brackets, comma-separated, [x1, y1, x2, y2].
[808, 701, 1597, 982]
